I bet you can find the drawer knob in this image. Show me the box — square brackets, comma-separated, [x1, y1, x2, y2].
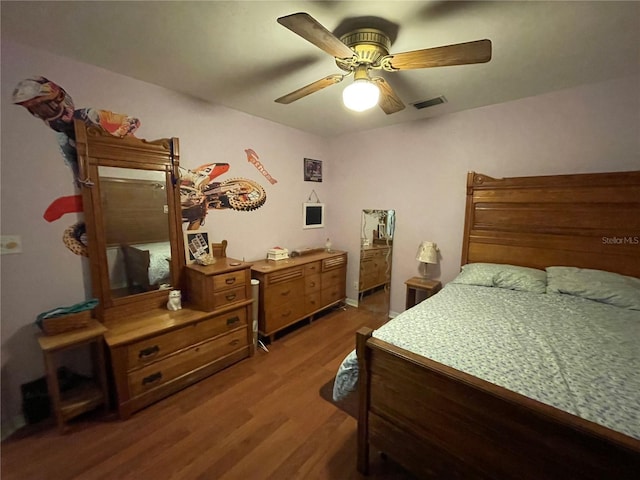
[226, 316, 240, 326]
[225, 278, 236, 285]
[142, 372, 162, 385]
[310, 282, 316, 287]
[230, 339, 240, 346]
[282, 310, 291, 317]
[225, 293, 237, 301]
[139, 345, 160, 359]
[281, 290, 290, 296]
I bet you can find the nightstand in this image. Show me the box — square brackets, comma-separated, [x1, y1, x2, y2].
[405, 277, 442, 310]
[37, 318, 109, 433]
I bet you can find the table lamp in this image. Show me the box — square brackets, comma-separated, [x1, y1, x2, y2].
[416, 241, 439, 278]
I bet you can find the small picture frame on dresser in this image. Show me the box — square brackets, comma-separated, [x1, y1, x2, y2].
[184, 230, 209, 263]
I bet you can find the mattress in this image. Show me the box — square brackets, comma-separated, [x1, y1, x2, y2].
[334, 283, 640, 440]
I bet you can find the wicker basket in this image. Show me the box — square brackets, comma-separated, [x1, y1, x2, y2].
[41, 310, 91, 335]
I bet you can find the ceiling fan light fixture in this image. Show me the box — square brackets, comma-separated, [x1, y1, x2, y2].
[342, 79, 380, 112]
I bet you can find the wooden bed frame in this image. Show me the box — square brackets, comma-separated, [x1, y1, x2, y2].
[356, 170, 640, 479]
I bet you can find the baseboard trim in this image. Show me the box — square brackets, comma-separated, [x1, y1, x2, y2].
[345, 298, 399, 318]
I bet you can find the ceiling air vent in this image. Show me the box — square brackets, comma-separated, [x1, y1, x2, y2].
[412, 96, 447, 110]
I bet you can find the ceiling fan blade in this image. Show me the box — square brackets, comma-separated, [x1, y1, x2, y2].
[372, 77, 405, 114]
[275, 74, 345, 104]
[383, 39, 491, 70]
[277, 12, 355, 59]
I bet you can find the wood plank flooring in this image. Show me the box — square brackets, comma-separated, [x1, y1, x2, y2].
[1, 305, 416, 480]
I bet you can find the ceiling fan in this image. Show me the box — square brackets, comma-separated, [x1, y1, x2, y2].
[275, 12, 492, 114]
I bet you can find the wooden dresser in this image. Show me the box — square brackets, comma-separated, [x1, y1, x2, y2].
[359, 245, 392, 295]
[105, 258, 254, 418]
[251, 251, 347, 341]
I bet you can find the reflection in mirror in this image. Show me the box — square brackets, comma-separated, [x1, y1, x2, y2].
[358, 209, 395, 318]
[98, 166, 171, 298]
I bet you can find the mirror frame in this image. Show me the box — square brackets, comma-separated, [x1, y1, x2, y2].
[358, 209, 395, 316]
[75, 120, 185, 322]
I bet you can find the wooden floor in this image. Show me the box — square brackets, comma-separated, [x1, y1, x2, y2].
[1, 305, 416, 480]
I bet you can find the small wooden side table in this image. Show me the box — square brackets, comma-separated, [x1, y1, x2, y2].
[37, 318, 109, 433]
[405, 277, 442, 310]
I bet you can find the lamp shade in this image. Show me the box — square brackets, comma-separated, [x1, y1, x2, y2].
[342, 80, 380, 112]
[416, 241, 438, 264]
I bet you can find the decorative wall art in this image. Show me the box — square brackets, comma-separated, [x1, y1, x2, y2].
[13, 76, 272, 253]
[245, 149, 278, 185]
[184, 230, 210, 263]
[180, 160, 268, 231]
[12, 76, 140, 256]
[12, 76, 140, 182]
[304, 158, 322, 182]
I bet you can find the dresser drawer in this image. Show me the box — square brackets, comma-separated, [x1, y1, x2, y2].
[126, 327, 193, 370]
[213, 269, 248, 291]
[304, 261, 321, 276]
[361, 248, 388, 261]
[360, 259, 377, 275]
[322, 254, 347, 271]
[212, 285, 247, 309]
[195, 307, 248, 343]
[360, 272, 378, 290]
[361, 249, 377, 261]
[265, 299, 305, 332]
[266, 267, 303, 285]
[127, 329, 247, 397]
[305, 292, 322, 314]
[264, 278, 304, 310]
[321, 282, 345, 306]
[305, 273, 321, 293]
[322, 267, 346, 288]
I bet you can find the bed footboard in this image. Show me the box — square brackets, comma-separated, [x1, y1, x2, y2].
[356, 327, 640, 479]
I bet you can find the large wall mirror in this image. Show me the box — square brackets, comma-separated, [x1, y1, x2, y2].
[358, 209, 395, 318]
[75, 121, 185, 322]
[99, 167, 172, 298]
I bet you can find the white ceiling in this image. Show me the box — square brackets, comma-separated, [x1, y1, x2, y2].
[2, 1, 639, 137]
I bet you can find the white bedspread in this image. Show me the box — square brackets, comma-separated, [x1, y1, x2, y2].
[334, 284, 640, 440]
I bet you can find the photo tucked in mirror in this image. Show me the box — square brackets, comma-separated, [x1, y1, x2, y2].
[98, 166, 172, 298]
[358, 209, 395, 318]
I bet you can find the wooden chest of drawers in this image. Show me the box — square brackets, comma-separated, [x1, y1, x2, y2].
[251, 251, 347, 341]
[184, 260, 251, 312]
[359, 245, 391, 294]
[105, 259, 254, 418]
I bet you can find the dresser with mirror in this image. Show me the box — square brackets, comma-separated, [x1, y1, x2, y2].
[75, 121, 253, 418]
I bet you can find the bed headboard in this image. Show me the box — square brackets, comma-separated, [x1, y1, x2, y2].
[461, 171, 640, 277]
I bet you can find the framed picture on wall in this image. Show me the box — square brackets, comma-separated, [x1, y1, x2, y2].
[304, 158, 322, 182]
[184, 230, 209, 263]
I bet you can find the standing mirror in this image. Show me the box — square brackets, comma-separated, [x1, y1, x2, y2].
[358, 209, 395, 318]
[75, 120, 185, 322]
